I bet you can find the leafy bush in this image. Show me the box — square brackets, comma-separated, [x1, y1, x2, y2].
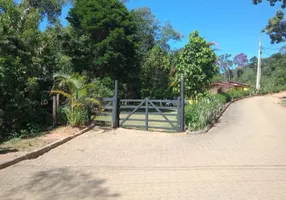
[185, 89, 255, 131]
[258, 85, 286, 95]
[214, 93, 229, 104]
[226, 89, 250, 100]
[185, 94, 225, 131]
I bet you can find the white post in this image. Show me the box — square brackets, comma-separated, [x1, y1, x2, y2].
[256, 32, 262, 90]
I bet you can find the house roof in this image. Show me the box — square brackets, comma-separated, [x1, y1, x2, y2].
[211, 81, 250, 87]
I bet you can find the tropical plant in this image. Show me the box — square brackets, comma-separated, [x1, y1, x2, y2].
[51, 73, 100, 126]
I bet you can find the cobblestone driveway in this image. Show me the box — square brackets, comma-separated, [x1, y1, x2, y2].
[1, 96, 286, 200]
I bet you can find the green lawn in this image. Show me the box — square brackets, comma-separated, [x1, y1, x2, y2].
[94, 112, 178, 130]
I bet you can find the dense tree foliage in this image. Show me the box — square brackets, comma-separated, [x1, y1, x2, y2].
[66, 0, 140, 95]
[141, 46, 173, 99]
[253, 1, 286, 43]
[214, 51, 286, 93]
[0, 0, 53, 140]
[263, 10, 286, 43]
[173, 31, 218, 98]
[0, 0, 185, 140]
[6, 0, 284, 140]
[236, 53, 286, 89]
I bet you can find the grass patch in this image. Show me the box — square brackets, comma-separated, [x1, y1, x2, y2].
[280, 99, 286, 107]
[0, 137, 45, 152]
[94, 112, 178, 129]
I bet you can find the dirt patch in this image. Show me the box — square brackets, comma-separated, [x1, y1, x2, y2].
[0, 126, 83, 165]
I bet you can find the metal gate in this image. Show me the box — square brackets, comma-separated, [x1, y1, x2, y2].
[119, 98, 184, 132]
[93, 78, 185, 132]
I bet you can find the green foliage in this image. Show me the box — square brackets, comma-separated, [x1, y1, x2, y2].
[226, 89, 250, 99]
[185, 94, 225, 131]
[0, 0, 52, 141]
[141, 46, 174, 98]
[90, 77, 114, 98]
[130, 7, 158, 57]
[66, 0, 140, 94]
[173, 31, 218, 98]
[22, 0, 71, 23]
[253, 1, 286, 43]
[218, 54, 233, 81]
[51, 73, 100, 126]
[263, 10, 286, 44]
[235, 53, 286, 91]
[258, 84, 286, 94]
[185, 89, 255, 131]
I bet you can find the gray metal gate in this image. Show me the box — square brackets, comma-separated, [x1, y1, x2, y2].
[119, 98, 184, 132]
[93, 77, 185, 132]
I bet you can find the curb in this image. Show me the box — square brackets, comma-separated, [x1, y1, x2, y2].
[186, 95, 258, 134]
[0, 124, 101, 170]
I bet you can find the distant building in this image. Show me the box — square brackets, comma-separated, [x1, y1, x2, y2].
[210, 81, 250, 94]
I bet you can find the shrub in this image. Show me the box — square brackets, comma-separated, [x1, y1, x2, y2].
[51, 73, 100, 127]
[226, 89, 250, 100]
[185, 89, 252, 131]
[258, 85, 286, 95]
[185, 86, 286, 131]
[185, 94, 225, 131]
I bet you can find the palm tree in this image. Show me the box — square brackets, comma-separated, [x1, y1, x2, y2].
[51, 73, 100, 126]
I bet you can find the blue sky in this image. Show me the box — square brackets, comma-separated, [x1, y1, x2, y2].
[44, 0, 285, 59]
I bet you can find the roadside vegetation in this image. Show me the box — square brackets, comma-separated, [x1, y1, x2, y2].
[184, 90, 253, 131]
[1, 0, 286, 143]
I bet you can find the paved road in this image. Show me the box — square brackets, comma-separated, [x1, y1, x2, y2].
[1, 96, 286, 200]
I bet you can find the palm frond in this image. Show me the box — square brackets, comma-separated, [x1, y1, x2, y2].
[50, 90, 72, 99]
[85, 97, 101, 105]
[72, 102, 83, 108]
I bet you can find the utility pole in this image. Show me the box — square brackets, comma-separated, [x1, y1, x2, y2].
[256, 32, 262, 90]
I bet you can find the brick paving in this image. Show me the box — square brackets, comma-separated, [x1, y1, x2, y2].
[0, 96, 286, 200]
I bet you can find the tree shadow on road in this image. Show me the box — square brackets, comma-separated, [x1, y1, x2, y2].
[0, 147, 18, 154]
[2, 167, 120, 200]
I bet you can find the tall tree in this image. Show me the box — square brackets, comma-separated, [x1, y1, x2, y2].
[233, 53, 248, 68]
[141, 46, 173, 99]
[218, 54, 233, 81]
[67, 0, 140, 96]
[19, 0, 72, 23]
[158, 21, 183, 51]
[263, 10, 286, 43]
[130, 7, 158, 56]
[173, 31, 218, 98]
[131, 7, 182, 53]
[253, 1, 286, 43]
[0, 0, 52, 139]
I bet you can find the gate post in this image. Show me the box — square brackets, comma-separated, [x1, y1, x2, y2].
[112, 80, 119, 128]
[180, 76, 185, 132]
[177, 97, 181, 132]
[145, 98, 149, 131]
